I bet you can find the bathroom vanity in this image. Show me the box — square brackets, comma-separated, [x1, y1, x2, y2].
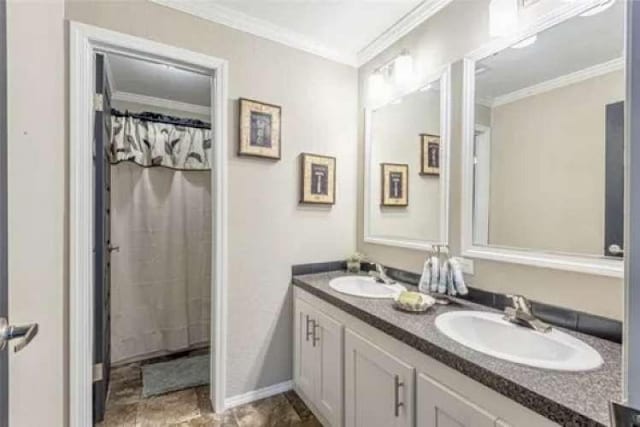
[291, 270, 621, 427]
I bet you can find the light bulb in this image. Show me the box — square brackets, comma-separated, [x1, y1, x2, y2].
[394, 53, 413, 86]
[489, 0, 518, 38]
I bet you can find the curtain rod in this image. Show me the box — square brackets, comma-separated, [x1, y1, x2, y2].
[111, 108, 212, 130]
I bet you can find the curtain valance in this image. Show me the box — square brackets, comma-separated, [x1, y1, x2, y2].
[110, 110, 212, 171]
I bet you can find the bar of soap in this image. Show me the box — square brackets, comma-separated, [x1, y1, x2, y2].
[397, 291, 423, 306]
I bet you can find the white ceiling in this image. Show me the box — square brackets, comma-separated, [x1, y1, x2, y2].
[106, 53, 211, 107]
[151, 0, 452, 66]
[476, 0, 624, 101]
[216, 1, 422, 55]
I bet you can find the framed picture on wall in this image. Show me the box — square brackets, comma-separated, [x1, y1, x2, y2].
[381, 163, 409, 207]
[238, 98, 282, 160]
[420, 133, 440, 176]
[300, 153, 336, 205]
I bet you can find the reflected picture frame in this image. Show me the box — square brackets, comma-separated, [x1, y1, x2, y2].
[420, 133, 440, 176]
[381, 163, 409, 207]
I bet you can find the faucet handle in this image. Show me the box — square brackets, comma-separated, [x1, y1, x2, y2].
[506, 294, 531, 312]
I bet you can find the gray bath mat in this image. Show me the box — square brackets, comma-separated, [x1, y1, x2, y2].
[142, 354, 209, 397]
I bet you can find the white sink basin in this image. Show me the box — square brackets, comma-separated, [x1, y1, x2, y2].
[435, 311, 603, 371]
[329, 276, 406, 299]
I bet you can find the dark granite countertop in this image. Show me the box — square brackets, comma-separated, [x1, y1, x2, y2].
[292, 270, 622, 427]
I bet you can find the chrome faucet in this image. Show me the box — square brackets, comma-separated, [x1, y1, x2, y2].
[369, 262, 396, 285]
[503, 295, 551, 333]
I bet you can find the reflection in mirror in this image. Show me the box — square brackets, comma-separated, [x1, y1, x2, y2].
[367, 74, 447, 247]
[472, 0, 624, 259]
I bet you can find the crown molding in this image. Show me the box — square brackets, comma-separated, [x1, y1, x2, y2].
[150, 0, 358, 66]
[491, 57, 624, 107]
[356, 0, 454, 67]
[111, 91, 211, 117]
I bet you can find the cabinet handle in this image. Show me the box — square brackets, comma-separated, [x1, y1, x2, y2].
[305, 315, 313, 342]
[394, 375, 404, 417]
[312, 321, 320, 347]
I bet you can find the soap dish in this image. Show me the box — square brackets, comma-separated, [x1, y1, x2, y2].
[392, 291, 436, 313]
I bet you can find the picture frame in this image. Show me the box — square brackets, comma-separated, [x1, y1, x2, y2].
[420, 133, 440, 176]
[238, 98, 282, 160]
[381, 163, 409, 207]
[300, 153, 336, 205]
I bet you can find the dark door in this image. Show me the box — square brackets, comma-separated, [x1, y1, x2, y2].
[605, 101, 624, 257]
[93, 53, 113, 424]
[0, 1, 8, 425]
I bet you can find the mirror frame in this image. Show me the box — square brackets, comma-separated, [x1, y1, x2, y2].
[364, 65, 451, 251]
[460, 1, 624, 278]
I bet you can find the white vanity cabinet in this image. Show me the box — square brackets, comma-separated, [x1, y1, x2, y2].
[293, 289, 558, 427]
[344, 329, 414, 427]
[417, 373, 497, 427]
[294, 297, 343, 426]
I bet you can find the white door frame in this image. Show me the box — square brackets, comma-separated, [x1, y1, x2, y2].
[69, 22, 228, 426]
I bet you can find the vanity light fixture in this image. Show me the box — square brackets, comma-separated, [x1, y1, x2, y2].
[394, 51, 414, 86]
[511, 34, 537, 49]
[489, 0, 518, 38]
[580, 0, 614, 17]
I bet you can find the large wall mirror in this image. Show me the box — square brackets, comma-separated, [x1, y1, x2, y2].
[365, 67, 450, 251]
[462, 1, 624, 277]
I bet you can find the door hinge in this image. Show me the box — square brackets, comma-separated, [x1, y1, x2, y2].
[93, 363, 104, 382]
[93, 93, 104, 112]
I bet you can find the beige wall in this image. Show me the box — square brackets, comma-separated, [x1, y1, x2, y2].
[64, 0, 359, 398]
[488, 70, 624, 254]
[8, 1, 357, 424]
[65, 0, 358, 398]
[7, 1, 67, 426]
[358, 0, 623, 320]
[369, 88, 441, 241]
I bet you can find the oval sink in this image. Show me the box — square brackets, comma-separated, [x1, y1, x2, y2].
[435, 311, 603, 371]
[329, 276, 406, 299]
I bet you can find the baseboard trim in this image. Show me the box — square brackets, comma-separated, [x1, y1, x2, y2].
[224, 380, 293, 409]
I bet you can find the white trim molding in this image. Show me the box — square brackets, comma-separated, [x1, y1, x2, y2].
[111, 91, 211, 116]
[150, 0, 453, 68]
[150, 0, 357, 66]
[459, 4, 625, 279]
[357, 0, 453, 66]
[69, 21, 229, 426]
[224, 381, 294, 410]
[363, 65, 451, 252]
[491, 57, 624, 107]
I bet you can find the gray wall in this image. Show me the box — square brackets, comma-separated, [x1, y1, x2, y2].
[369, 88, 441, 241]
[488, 70, 624, 254]
[357, 0, 623, 320]
[65, 0, 359, 399]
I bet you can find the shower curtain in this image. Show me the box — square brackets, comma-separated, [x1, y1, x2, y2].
[109, 111, 213, 364]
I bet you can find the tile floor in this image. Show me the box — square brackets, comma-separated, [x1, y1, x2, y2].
[98, 361, 322, 426]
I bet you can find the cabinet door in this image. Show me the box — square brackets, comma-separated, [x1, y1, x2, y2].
[417, 373, 496, 427]
[315, 309, 343, 427]
[294, 298, 318, 401]
[345, 329, 414, 427]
